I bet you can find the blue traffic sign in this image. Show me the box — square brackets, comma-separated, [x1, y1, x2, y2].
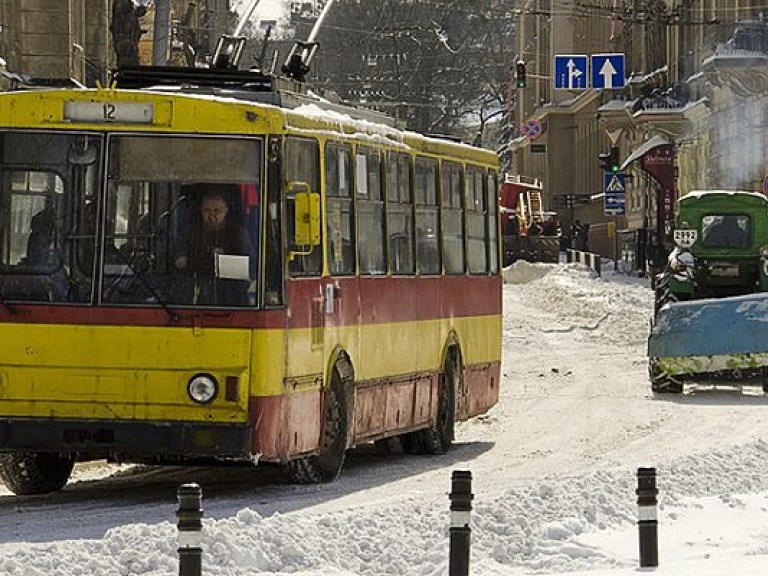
[591, 53, 626, 89]
[604, 172, 626, 215]
[604, 192, 626, 215]
[554, 55, 588, 90]
[604, 172, 626, 193]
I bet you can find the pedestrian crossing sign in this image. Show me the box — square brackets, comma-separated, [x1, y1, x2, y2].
[603, 172, 626, 215]
[604, 173, 626, 193]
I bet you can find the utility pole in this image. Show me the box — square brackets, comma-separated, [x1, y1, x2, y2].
[153, 0, 171, 65]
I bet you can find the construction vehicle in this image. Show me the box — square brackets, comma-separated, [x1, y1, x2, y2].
[647, 189, 768, 393]
[500, 174, 560, 265]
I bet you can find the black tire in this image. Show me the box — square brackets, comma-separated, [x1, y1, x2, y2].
[373, 438, 397, 456]
[282, 361, 349, 484]
[649, 358, 683, 394]
[650, 279, 683, 394]
[399, 433, 417, 454]
[653, 276, 678, 318]
[0, 452, 74, 495]
[402, 348, 458, 455]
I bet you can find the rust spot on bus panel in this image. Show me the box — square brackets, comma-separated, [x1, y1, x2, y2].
[460, 362, 500, 420]
[354, 384, 386, 439]
[352, 373, 438, 443]
[250, 388, 321, 460]
[413, 375, 434, 425]
[385, 380, 417, 431]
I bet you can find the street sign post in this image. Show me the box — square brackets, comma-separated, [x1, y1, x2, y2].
[591, 53, 626, 89]
[554, 55, 588, 90]
[604, 172, 626, 215]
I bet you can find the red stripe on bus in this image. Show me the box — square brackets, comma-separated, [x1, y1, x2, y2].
[287, 275, 502, 328]
[0, 275, 501, 329]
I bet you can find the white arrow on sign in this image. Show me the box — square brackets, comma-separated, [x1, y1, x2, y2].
[599, 58, 618, 89]
[566, 59, 583, 88]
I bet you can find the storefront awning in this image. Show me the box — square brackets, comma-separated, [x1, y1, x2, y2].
[620, 134, 669, 171]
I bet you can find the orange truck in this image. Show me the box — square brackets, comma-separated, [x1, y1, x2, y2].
[500, 174, 560, 265]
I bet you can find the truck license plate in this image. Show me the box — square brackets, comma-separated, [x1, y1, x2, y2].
[710, 264, 739, 277]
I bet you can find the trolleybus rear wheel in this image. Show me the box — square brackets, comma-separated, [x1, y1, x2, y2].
[401, 347, 458, 455]
[282, 360, 350, 484]
[0, 452, 74, 495]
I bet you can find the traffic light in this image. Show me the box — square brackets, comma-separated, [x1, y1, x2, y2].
[515, 61, 527, 88]
[599, 146, 621, 173]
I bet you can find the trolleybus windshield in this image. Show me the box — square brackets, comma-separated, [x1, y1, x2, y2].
[104, 135, 264, 308]
[0, 131, 264, 308]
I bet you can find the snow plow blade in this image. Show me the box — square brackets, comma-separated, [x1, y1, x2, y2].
[648, 293, 768, 377]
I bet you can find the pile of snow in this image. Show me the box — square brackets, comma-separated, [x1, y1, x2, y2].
[504, 261, 653, 346]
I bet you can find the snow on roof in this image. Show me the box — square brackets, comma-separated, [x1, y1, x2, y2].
[287, 103, 408, 148]
[679, 189, 767, 202]
[627, 64, 669, 84]
[287, 103, 491, 156]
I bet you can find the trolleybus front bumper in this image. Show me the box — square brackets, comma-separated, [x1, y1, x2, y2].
[0, 418, 253, 461]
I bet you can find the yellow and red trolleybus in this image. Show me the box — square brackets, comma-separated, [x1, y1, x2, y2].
[0, 65, 501, 494]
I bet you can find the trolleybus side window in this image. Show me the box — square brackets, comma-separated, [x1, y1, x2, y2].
[0, 132, 100, 303]
[325, 142, 355, 276]
[386, 152, 414, 275]
[356, 147, 386, 275]
[487, 170, 500, 274]
[104, 135, 262, 307]
[466, 165, 488, 274]
[441, 161, 465, 275]
[285, 137, 321, 277]
[415, 156, 441, 275]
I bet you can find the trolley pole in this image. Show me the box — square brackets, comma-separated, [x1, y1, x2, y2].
[176, 483, 203, 576]
[449, 470, 473, 576]
[636, 467, 659, 567]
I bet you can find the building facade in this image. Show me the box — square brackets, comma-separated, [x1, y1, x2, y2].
[0, 0, 233, 86]
[0, 0, 111, 85]
[511, 0, 768, 270]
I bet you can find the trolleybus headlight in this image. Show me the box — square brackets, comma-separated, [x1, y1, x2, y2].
[187, 374, 218, 404]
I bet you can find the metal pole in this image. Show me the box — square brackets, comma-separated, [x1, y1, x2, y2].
[177, 483, 203, 576]
[449, 470, 473, 576]
[636, 467, 659, 568]
[152, 0, 171, 66]
[614, 214, 619, 272]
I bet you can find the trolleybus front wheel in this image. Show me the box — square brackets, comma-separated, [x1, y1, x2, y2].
[282, 359, 350, 484]
[0, 452, 75, 495]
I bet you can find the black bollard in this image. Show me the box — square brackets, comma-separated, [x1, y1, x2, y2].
[176, 483, 203, 576]
[449, 470, 473, 576]
[636, 467, 658, 568]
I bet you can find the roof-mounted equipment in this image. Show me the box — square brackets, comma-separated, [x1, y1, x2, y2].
[281, 0, 337, 82]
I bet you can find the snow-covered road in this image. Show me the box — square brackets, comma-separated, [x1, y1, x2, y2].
[3, 262, 768, 575]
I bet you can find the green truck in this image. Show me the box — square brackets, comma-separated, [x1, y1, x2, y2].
[648, 190, 768, 393]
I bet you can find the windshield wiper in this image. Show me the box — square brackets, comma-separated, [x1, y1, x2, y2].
[103, 244, 179, 323]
